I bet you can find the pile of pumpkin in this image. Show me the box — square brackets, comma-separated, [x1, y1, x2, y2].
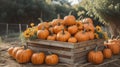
[88, 36, 120, 64]
[7, 45, 59, 65]
[23, 14, 108, 43]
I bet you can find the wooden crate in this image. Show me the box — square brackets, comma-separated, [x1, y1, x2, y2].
[27, 39, 104, 65]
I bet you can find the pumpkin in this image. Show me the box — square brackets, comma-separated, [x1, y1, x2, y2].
[57, 29, 71, 42]
[16, 45, 33, 63]
[53, 22, 64, 34]
[45, 54, 59, 65]
[83, 22, 94, 32]
[107, 42, 120, 55]
[88, 45, 104, 64]
[68, 25, 78, 35]
[68, 37, 77, 43]
[8, 47, 14, 56]
[48, 25, 54, 33]
[103, 46, 112, 59]
[47, 30, 56, 41]
[76, 21, 83, 30]
[38, 18, 49, 30]
[63, 11, 76, 26]
[51, 14, 63, 26]
[12, 47, 23, 59]
[37, 26, 49, 39]
[82, 18, 93, 24]
[74, 30, 89, 42]
[88, 31, 94, 40]
[31, 52, 45, 65]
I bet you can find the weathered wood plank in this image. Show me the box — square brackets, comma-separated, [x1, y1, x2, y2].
[28, 46, 73, 56]
[59, 57, 74, 64]
[27, 39, 75, 48]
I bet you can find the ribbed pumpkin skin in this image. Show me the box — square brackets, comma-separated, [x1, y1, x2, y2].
[47, 34, 56, 41]
[51, 19, 63, 26]
[45, 54, 59, 65]
[103, 48, 112, 59]
[107, 43, 120, 55]
[68, 37, 77, 43]
[88, 51, 104, 64]
[16, 49, 33, 63]
[38, 22, 49, 30]
[8, 47, 14, 56]
[83, 23, 94, 32]
[12, 47, 23, 59]
[68, 25, 78, 35]
[53, 24, 64, 34]
[63, 15, 76, 26]
[37, 29, 49, 40]
[76, 21, 83, 30]
[88, 31, 94, 40]
[74, 31, 89, 42]
[31, 52, 45, 65]
[57, 30, 71, 42]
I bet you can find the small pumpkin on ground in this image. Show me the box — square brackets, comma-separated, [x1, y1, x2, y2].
[37, 26, 49, 40]
[103, 46, 112, 59]
[57, 29, 71, 42]
[45, 53, 59, 65]
[16, 45, 33, 63]
[88, 45, 104, 64]
[31, 52, 45, 65]
[12, 47, 23, 59]
[8, 47, 14, 56]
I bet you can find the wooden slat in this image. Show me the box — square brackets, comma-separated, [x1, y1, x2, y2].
[28, 46, 73, 56]
[27, 39, 75, 48]
[59, 57, 74, 64]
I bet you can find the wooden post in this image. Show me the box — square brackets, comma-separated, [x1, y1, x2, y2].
[6, 24, 8, 38]
[19, 24, 22, 33]
[26, 24, 28, 29]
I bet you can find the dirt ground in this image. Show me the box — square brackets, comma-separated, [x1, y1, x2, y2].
[0, 40, 120, 67]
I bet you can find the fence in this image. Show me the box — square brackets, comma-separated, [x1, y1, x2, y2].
[0, 23, 28, 37]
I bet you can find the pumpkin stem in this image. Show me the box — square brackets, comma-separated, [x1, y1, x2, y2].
[116, 35, 120, 40]
[38, 18, 43, 23]
[77, 16, 83, 20]
[95, 45, 98, 52]
[69, 11, 73, 15]
[23, 44, 28, 49]
[57, 14, 60, 19]
[41, 26, 45, 30]
[62, 29, 65, 34]
[49, 30, 54, 36]
[111, 35, 114, 40]
[57, 22, 61, 26]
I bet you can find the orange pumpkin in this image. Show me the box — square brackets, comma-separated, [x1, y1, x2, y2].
[83, 22, 94, 32]
[45, 54, 59, 65]
[16, 46, 33, 63]
[103, 46, 112, 59]
[12, 47, 23, 59]
[37, 26, 49, 40]
[8, 47, 14, 56]
[88, 45, 104, 64]
[31, 52, 45, 65]
[76, 21, 83, 30]
[63, 12, 76, 26]
[68, 25, 78, 35]
[82, 18, 93, 24]
[51, 14, 63, 26]
[38, 18, 49, 30]
[57, 29, 71, 42]
[53, 22, 64, 34]
[68, 37, 77, 43]
[88, 31, 94, 40]
[74, 30, 89, 42]
[47, 30, 56, 41]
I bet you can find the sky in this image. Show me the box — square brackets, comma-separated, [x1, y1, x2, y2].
[68, 0, 82, 5]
